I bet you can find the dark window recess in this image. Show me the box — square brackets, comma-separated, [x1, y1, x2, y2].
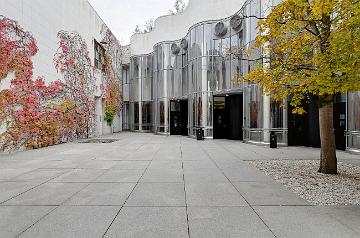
[94, 40, 106, 71]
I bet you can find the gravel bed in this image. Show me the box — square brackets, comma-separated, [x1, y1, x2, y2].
[247, 160, 360, 205]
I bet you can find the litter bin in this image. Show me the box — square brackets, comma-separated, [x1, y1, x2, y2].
[196, 127, 204, 140]
[270, 131, 277, 149]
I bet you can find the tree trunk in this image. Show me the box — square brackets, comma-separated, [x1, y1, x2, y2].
[318, 97, 337, 174]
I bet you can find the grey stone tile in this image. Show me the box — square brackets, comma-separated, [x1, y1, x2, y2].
[322, 206, 360, 234]
[126, 183, 185, 206]
[148, 160, 183, 169]
[140, 168, 183, 183]
[95, 169, 144, 183]
[104, 207, 188, 238]
[0, 206, 55, 238]
[77, 161, 118, 169]
[185, 183, 248, 207]
[4, 183, 87, 205]
[234, 181, 309, 205]
[125, 153, 155, 161]
[184, 169, 228, 182]
[0, 182, 40, 203]
[109, 161, 150, 170]
[95, 152, 131, 160]
[10, 169, 68, 182]
[19, 206, 119, 238]
[39, 159, 92, 169]
[221, 166, 271, 182]
[51, 169, 106, 183]
[188, 207, 275, 238]
[255, 206, 360, 238]
[183, 160, 217, 169]
[0, 168, 36, 180]
[64, 183, 136, 206]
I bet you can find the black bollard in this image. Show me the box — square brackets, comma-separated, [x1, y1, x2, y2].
[270, 131, 277, 149]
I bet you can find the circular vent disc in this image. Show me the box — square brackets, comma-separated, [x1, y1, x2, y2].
[180, 38, 188, 50]
[230, 15, 243, 31]
[215, 22, 228, 37]
[171, 43, 180, 55]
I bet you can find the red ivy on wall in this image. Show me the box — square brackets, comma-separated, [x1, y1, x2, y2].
[100, 26, 123, 125]
[0, 16, 65, 150]
[54, 31, 96, 139]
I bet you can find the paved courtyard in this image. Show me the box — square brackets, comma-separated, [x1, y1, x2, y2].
[0, 133, 359, 238]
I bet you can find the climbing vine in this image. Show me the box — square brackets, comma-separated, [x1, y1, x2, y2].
[100, 26, 123, 126]
[54, 31, 96, 138]
[0, 16, 65, 150]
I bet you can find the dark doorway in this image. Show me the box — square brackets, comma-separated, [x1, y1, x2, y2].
[170, 100, 188, 136]
[213, 94, 243, 140]
[288, 95, 346, 150]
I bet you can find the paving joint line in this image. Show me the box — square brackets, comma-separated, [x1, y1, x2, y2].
[199, 142, 278, 238]
[180, 138, 191, 238]
[101, 141, 163, 238]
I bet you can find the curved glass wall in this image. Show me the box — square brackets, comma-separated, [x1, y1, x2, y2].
[129, 55, 153, 131]
[129, 0, 287, 143]
[347, 92, 360, 152]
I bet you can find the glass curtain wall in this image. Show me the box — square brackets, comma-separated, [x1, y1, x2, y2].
[129, 0, 287, 142]
[129, 55, 153, 131]
[241, 0, 288, 144]
[347, 92, 360, 151]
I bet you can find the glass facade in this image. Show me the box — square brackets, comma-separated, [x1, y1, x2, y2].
[127, 0, 359, 151]
[129, 55, 153, 131]
[348, 92, 360, 151]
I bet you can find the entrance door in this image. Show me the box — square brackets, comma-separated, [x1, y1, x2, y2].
[288, 96, 320, 147]
[170, 100, 188, 136]
[213, 94, 243, 140]
[288, 94, 346, 150]
[213, 97, 227, 139]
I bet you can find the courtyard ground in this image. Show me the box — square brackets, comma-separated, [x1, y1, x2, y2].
[0, 133, 359, 238]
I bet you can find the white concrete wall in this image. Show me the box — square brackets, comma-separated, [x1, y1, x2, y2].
[0, 0, 122, 136]
[130, 0, 245, 55]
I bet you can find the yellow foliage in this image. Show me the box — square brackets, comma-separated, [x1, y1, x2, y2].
[245, 0, 360, 113]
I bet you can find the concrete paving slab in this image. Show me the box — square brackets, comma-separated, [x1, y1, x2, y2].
[0, 182, 40, 203]
[10, 169, 68, 182]
[51, 169, 106, 183]
[183, 160, 218, 169]
[95, 169, 144, 183]
[140, 168, 183, 183]
[184, 168, 229, 182]
[39, 159, 93, 169]
[77, 161, 119, 169]
[19, 206, 119, 238]
[126, 183, 185, 206]
[188, 207, 275, 238]
[234, 181, 309, 206]
[147, 160, 183, 169]
[0, 206, 55, 238]
[4, 183, 87, 205]
[221, 167, 271, 182]
[105, 161, 150, 170]
[0, 168, 36, 180]
[104, 207, 188, 238]
[185, 183, 248, 207]
[254, 206, 360, 238]
[64, 183, 136, 206]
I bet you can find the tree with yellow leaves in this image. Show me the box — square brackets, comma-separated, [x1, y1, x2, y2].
[246, 0, 360, 174]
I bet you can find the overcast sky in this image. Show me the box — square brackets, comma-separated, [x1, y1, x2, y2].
[88, 0, 189, 45]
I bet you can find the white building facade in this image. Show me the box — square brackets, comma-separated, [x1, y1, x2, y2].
[0, 0, 124, 149]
